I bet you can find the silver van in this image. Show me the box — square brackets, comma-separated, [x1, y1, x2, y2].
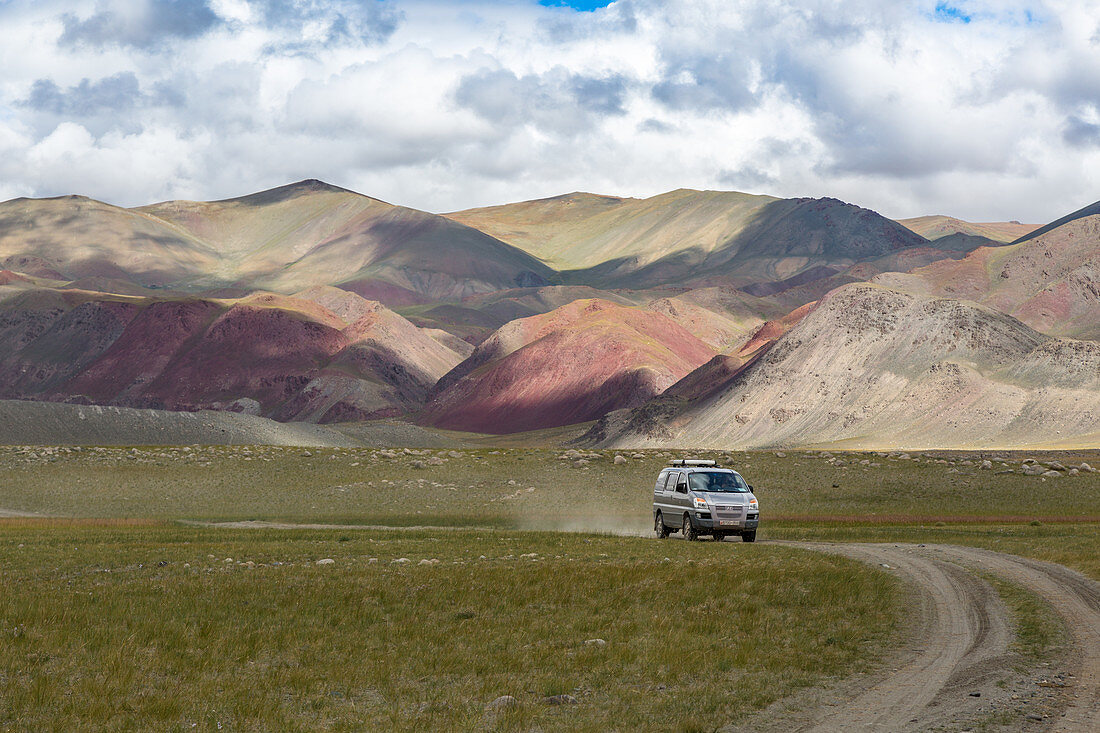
[653, 459, 759, 542]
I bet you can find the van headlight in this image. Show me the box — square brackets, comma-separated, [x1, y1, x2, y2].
[692, 497, 708, 509]
[749, 498, 758, 508]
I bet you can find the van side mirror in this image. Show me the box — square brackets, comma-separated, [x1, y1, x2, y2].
[748, 485, 755, 492]
[676, 482, 688, 493]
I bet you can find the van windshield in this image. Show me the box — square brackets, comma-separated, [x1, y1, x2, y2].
[689, 471, 749, 492]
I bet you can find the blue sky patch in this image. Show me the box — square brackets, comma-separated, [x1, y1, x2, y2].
[933, 2, 972, 23]
[538, 0, 614, 11]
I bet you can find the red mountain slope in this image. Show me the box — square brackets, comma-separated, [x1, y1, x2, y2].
[0, 286, 465, 422]
[422, 299, 715, 433]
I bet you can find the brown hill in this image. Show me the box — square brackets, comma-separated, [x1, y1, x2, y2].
[643, 287, 785, 351]
[450, 190, 929, 292]
[141, 180, 557, 300]
[897, 215, 1038, 243]
[662, 301, 818, 403]
[399, 285, 640, 346]
[589, 283, 1100, 450]
[447, 189, 778, 270]
[1010, 200, 1100, 245]
[0, 285, 465, 422]
[0, 270, 35, 287]
[605, 196, 927, 290]
[753, 244, 980, 312]
[0, 195, 219, 286]
[459, 284, 640, 325]
[876, 211, 1100, 340]
[0, 181, 556, 303]
[1, 255, 67, 280]
[421, 299, 715, 434]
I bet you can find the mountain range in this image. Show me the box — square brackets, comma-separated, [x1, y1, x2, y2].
[2, 178, 1095, 450]
[0, 180, 554, 302]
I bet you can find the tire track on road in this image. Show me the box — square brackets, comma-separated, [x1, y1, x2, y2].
[792, 543, 1012, 732]
[0, 508, 44, 517]
[930, 545, 1100, 732]
[729, 542, 1099, 732]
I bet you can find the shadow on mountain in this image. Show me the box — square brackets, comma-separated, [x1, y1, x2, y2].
[218, 179, 358, 207]
[1012, 199, 1100, 245]
[564, 197, 927, 291]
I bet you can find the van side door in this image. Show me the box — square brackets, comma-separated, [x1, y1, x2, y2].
[656, 470, 677, 523]
[671, 471, 690, 519]
[654, 469, 670, 521]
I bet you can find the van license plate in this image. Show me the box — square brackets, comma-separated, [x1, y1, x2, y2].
[720, 520, 739, 526]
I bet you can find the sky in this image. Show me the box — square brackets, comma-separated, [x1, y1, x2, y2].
[0, 0, 1098, 223]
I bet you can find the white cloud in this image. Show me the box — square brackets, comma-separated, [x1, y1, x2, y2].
[0, 0, 1097, 223]
[17, 122, 208, 203]
[58, 0, 222, 49]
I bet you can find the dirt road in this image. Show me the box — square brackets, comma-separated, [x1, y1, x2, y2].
[931, 545, 1100, 732]
[730, 543, 1100, 732]
[0, 508, 43, 517]
[183, 520, 498, 531]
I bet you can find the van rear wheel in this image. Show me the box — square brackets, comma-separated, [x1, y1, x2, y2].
[682, 514, 698, 542]
[654, 512, 669, 539]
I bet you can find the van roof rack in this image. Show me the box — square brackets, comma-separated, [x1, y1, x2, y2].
[669, 459, 717, 467]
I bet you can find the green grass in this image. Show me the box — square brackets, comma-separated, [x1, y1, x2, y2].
[1, 446, 1097, 730]
[0, 527, 899, 731]
[986, 576, 1067, 665]
[1, 446, 1097, 525]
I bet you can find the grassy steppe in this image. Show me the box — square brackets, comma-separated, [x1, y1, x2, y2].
[0, 527, 898, 732]
[1, 446, 1097, 525]
[1, 445, 1097, 730]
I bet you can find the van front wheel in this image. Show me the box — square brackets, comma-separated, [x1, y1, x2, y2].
[683, 514, 698, 542]
[742, 531, 756, 543]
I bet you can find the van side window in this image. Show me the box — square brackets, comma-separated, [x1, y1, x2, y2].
[655, 470, 669, 492]
[662, 471, 677, 492]
[675, 473, 688, 492]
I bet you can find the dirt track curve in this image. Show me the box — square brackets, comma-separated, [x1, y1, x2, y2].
[0, 508, 43, 517]
[729, 543, 1100, 732]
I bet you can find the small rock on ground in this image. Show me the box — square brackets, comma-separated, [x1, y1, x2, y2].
[486, 695, 518, 711]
